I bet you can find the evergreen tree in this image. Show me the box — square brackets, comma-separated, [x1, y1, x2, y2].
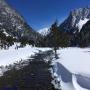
[50, 21, 59, 58]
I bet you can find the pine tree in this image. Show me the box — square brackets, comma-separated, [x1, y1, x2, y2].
[50, 21, 59, 59]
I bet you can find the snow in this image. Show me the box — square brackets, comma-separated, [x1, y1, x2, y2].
[0, 44, 51, 66]
[57, 47, 90, 75]
[51, 47, 90, 90]
[76, 18, 89, 31]
[38, 27, 50, 36]
[61, 81, 75, 90]
[2, 29, 10, 36]
[3, 31, 9, 36]
[72, 75, 88, 90]
[1, 45, 90, 90]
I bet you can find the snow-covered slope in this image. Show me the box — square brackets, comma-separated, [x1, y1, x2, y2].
[76, 18, 89, 31]
[38, 28, 50, 36]
[52, 47, 90, 90]
[59, 6, 90, 32]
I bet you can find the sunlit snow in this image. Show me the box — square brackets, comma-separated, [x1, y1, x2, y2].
[52, 47, 90, 90]
[0, 44, 51, 66]
[38, 27, 50, 36]
[76, 18, 89, 31]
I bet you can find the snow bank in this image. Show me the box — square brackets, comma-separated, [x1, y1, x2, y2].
[57, 47, 90, 75]
[72, 75, 88, 90]
[61, 81, 75, 90]
[52, 47, 90, 90]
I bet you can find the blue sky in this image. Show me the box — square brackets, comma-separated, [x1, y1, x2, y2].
[6, 0, 90, 30]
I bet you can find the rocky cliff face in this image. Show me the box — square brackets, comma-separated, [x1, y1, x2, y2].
[59, 6, 90, 33]
[0, 0, 42, 44]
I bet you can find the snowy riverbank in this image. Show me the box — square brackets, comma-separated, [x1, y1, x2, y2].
[0, 44, 51, 66]
[51, 47, 90, 90]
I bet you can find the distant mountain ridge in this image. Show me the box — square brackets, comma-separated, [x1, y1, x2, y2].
[40, 6, 90, 47]
[59, 6, 90, 33]
[39, 7, 90, 36]
[38, 28, 50, 36]
[1, 0, 90, 47]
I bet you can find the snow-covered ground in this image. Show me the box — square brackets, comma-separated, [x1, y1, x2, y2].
[0, 43, 51, 66]
[1, 45, 90, 90]
[57, 48, 90, 75]
[51, 47, 90, 90]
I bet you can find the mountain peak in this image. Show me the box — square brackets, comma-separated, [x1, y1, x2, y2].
[38, 28, 50, 36]
[70, 7, 90, 19]
[59, 6, 90, 32]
